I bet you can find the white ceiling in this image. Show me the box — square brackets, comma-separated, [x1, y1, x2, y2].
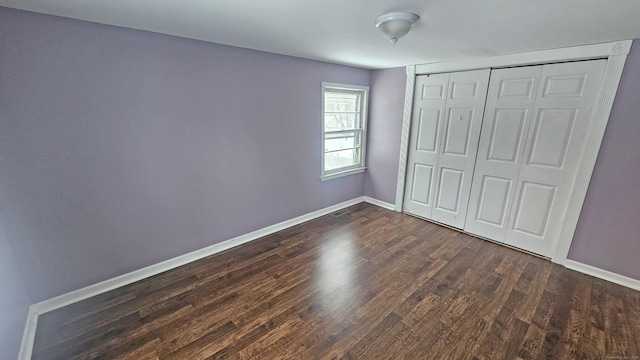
[2, 0, 640, 69]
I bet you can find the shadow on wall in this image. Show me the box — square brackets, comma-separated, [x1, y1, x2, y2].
[363, 67, 407, 204]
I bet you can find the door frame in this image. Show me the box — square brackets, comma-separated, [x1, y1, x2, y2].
[394, 40, 632, 265]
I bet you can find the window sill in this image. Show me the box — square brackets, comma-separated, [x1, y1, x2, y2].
[320, 167, 366, 181]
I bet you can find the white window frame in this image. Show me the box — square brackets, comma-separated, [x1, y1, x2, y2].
[320, 82, 369, 181]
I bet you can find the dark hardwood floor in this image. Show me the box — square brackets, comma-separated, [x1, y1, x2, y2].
[32, 203, 640, 359]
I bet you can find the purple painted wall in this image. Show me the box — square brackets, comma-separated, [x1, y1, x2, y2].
[1, 5, 636, 359]
[568, 40, 640, 280]
[0, 223, 30, 358]
[364, 68, 407, 204]
[0, 7, 370, 356]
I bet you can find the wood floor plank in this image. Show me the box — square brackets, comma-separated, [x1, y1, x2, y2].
[623, 289, 640, 356]
[341, 311, 404, 359]
[110, 338, 162, 360]
[580, 325, 606, 360]
[517, 289, 559, 360]
[604, 292, 634, 358]
[475, 289, 526, 359]
[514, 261, 553, 324]
[30, 203, 640, 359]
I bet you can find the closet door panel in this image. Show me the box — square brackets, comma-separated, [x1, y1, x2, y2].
[431, 69, 491, 229]
[486, 109, 528, 162]
[464, 66, 542, 240]
[403, 73, 449, 219]
[435, 167, 464, 213]
[504, 60, 607, 257]
[474, 175, 512, 226]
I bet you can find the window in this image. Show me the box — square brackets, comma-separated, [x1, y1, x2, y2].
[321, 82, 369, 180]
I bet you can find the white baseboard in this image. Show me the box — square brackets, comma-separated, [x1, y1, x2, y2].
[565, 259, 640, 291]
[363, 196, 395, 211]
[18, 196, 365, 360]
[17, 307, 38, 360]
[28, 197, 639, 359]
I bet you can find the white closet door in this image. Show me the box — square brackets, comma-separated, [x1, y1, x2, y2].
[431, 69, 491, 228]
[464, 66, 542, 240]
[505, 60, 606, 257]
[403, 73, 449, 219]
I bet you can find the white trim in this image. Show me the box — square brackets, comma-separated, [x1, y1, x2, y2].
[394, 40, 632, 265]
[394, 65, 416, 212]
[565, 260, 640, 292]
[18, 196, 365, 359]
[414, 40, 631, 75]
[363, 196, 395, 210]
[17, 307, 38, 360]
[19, 193, 637, 359]
[322, 82, 370, 92]
[551, 45, 631, 264]
[30, 197, 364, 314]
[319, 167, 365, 181]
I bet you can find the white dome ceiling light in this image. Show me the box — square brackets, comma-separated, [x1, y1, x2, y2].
[375, 12, 420, 44]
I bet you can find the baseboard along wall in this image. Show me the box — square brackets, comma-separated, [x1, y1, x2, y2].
[565, 259, 640, 292]
[18, 196, 373, 360]
[363, 196, 395, 211]
[18, 195, 640, 359]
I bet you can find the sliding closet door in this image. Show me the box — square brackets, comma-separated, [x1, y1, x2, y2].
[403, 73, 449, 219]
[430, 69, 490, 228]
[467, 59, 607, 256]
[464, 66, 542, 240]
[404, 69, 490, 228]
[504, 60, 606, 256]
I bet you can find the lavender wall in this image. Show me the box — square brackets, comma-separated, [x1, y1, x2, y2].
[0, 223, 30, 358]
[364, 68, 407, 204]
[568, 40, 640, 280]
[0, 7, 370, 356]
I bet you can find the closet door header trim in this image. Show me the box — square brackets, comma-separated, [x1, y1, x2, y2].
[413, 40, 631, 75]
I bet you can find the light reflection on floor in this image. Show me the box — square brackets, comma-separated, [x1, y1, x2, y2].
[315, 232, 359, 317]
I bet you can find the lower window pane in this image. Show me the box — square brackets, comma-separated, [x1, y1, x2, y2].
[325, 134, 356, 152]
[325, 149, 359, 172]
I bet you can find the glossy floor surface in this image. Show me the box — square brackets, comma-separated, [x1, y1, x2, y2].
[32, 203, 640, 359]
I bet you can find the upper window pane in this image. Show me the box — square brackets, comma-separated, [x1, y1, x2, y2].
[325, 92, 360, 111]
[324, 113, 358, 131]
[324, 91, 361, 131]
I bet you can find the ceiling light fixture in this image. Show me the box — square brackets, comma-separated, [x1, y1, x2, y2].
[375, 12, 420, 44]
